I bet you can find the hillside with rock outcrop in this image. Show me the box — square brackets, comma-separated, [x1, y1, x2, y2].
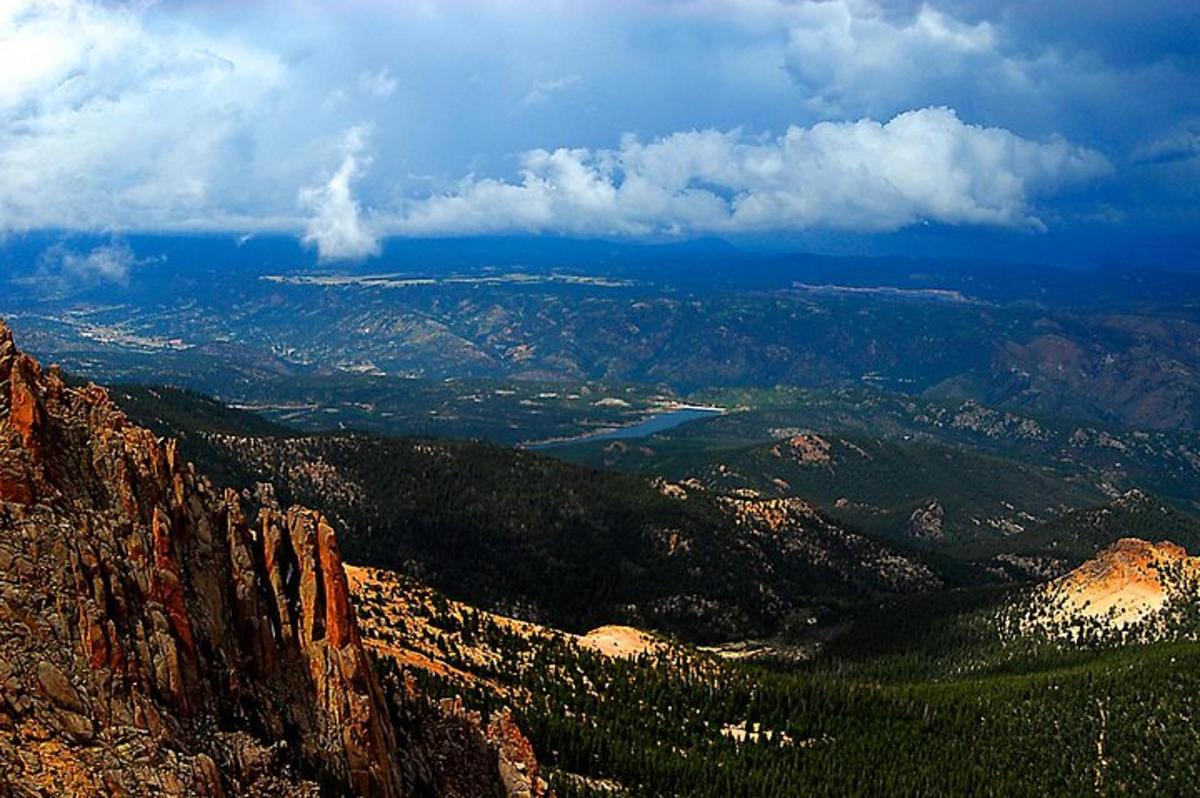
[1004, 538, 1200, 645]
[559, 427, 1108, 546]
[0, 320, 536, 797]
[106, 385, 964, 643]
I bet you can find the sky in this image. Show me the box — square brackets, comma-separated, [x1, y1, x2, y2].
[1, 0, 1197, 266]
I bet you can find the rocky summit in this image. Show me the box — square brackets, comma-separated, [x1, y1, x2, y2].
[0, 319, 537, 797]
[1044, 538, 1200, 625]
[1013, 537, 1200, 644]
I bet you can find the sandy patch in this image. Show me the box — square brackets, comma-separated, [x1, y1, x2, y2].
[577, 626, 662, 659]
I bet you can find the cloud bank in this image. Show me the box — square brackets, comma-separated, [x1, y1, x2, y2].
[0, 0, 1190, 260]
[783, 2, 1003, 118]
[392, 108, 1110, 236]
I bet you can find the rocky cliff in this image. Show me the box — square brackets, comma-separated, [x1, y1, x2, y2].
[0, 321, 528, 796]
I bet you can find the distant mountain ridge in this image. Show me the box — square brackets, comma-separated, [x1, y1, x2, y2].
[955, 490, 1200, 562]
[6, 236, 1200, 432]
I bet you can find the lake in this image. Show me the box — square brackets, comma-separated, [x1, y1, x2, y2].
[526, 407, 723, 450]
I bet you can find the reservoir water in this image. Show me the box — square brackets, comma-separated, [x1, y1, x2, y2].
[527, 407, 723, 450]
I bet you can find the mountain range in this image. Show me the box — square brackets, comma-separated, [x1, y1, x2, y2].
[4, 235, 1200, 795]
[6, 237, 1200, 433]
[6, 312, 1200, 794]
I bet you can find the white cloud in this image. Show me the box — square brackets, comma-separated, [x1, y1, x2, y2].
[521, 75, 582, 108]
[780, 1, 1011, 117]
[358, 67, 398, 98]
[37, 240, 146, 286]
[0, 0, 287, 233]
[322, 88, 349, 113]
[1133, 122, 1200, 165]
[0, 0, 1161, 247]
[300, 127, 380, 260]
[389, 107, 1110, 237]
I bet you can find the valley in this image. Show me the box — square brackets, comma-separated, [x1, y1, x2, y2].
[350, 549, 1200, 796]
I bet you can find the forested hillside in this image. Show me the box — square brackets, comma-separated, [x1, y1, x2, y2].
[113, 385, 955, 642]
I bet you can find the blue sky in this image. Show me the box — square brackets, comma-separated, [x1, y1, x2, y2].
[1, 0, 1197, 266]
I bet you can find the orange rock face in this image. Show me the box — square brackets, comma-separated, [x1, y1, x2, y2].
[1033, 538, 1200, 633]
[488, 709, 553, 798]
[318, 517, 357, 650]
[0, 319, 536, 797]
[1056, 538, 1193, 598]
[0, 317, 403, 795]
[9, 368, 40, 450]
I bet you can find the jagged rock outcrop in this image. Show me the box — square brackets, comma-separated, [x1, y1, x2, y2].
[486, 709, 550, 798]
[0, 321, 531, 797]
[419, 699, 551, 798]
[907, 499, 945, 541]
